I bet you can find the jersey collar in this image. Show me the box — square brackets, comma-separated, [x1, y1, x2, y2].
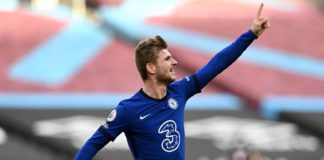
[139, 88, 168, 102]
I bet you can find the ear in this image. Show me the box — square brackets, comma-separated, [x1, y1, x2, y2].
[146, 63, 156, 75]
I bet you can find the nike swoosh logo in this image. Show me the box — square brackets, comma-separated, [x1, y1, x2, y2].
[140, 114, 150, 120]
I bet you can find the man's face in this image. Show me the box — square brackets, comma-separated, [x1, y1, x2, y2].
[154, 49, 178, 85]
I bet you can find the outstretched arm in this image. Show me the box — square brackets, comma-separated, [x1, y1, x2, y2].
[195, 3, 270, 89]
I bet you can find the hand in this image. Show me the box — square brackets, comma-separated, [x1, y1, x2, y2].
[251, 3, 270, 37]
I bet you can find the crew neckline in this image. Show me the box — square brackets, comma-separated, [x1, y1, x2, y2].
[139, 88, 168, 102]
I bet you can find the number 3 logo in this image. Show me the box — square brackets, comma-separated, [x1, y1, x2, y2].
[158, 120, 180, 152]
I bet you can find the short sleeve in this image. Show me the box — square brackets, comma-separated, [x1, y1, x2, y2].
[99, 105, 130, 141]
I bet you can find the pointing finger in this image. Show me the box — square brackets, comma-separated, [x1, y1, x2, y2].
[257, 3, 264, 18]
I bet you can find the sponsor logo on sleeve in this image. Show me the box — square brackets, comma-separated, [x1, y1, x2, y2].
[107, 109, 117, 122]
[103, 122, 109, 128]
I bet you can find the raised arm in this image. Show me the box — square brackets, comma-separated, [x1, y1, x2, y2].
[195, 3, 270, 89]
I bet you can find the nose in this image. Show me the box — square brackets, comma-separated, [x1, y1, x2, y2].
[172, 57, 178, 65]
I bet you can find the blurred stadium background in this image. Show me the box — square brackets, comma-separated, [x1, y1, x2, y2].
[0, 0, 324, 159]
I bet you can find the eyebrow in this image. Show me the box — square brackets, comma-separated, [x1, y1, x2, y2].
[164, 55, 171, 60]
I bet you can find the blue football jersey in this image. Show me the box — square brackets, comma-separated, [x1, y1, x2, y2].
[73, 29, 257, 160]
[99, 74, 201, 160]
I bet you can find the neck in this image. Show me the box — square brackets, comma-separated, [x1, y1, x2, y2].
[142, 79, 167, 99]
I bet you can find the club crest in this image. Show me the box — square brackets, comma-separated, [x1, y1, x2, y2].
[168, 98, 178, 110]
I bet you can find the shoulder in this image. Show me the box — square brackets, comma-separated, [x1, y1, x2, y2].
[118, 92, 143, 109]
[169, 74, 198, 89]
[115, 99, 135, 115]
[113, 91, 146, 115]
[168, 74, 201, 99]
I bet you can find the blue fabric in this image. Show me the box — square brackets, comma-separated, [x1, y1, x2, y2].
[73, 128, 110, 160]
[196, 29, 257, 88]
[73, 29, 257, 160]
